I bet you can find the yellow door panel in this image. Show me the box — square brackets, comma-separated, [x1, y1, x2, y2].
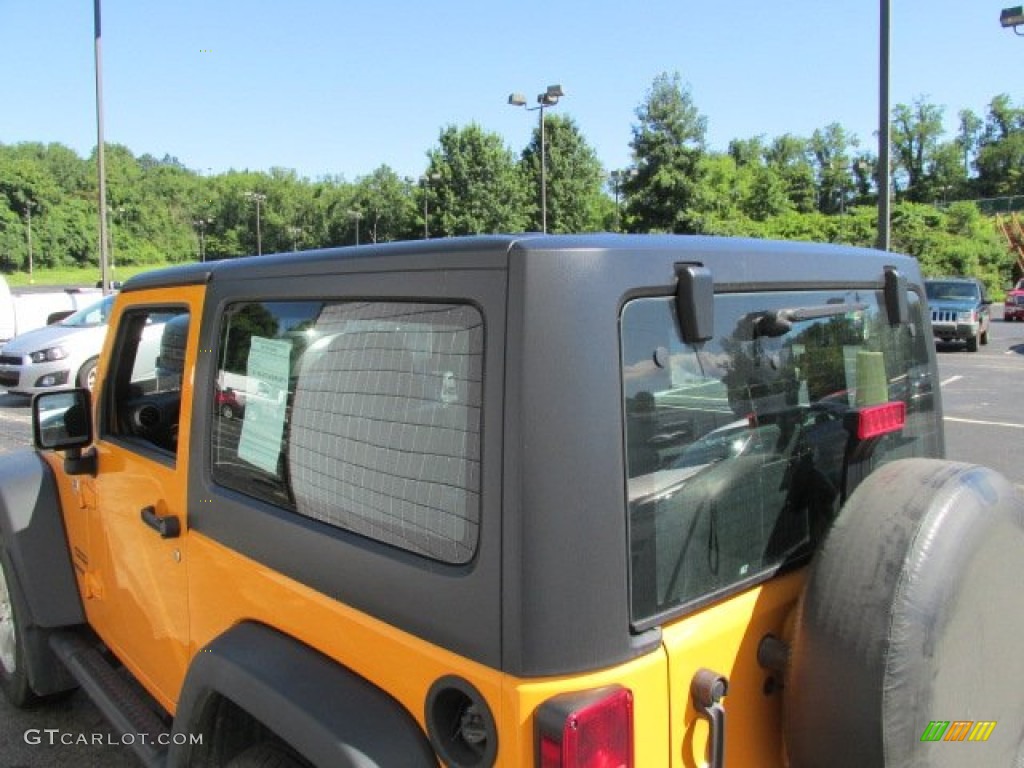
[80, 286, 203, 712]
[662, 571, 804, 768]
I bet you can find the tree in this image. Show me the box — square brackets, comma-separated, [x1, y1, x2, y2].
[349, 166, 416, 244]
[519, 114, 605, 233]
[890, 98, 945, 202]
[428, 124, 529, 236]
[809, 123, 857, 214]
[625, 72, 707, 233]
[766, 135, 818, 213]
[975, 95, 1024, 197]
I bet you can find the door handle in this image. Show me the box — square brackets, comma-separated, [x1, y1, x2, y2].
[140, 506, 180, 539]
[691, 668, 728, 768]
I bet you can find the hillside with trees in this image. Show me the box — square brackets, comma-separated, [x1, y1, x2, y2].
[1, 72, 1021, 291]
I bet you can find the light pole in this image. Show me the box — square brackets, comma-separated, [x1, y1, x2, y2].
[1001, 6, 1024, 34]
[23, 200, 36, 282]
[877, 0, 891, 251]
[107, 204, 125, 271]
[609, 169, 637, 232]
[287, 225, 304, 252]
[193, 217, 212, 262]
[508, 84, 563, 233]
[420, 172, 440, 238]
[348, 209, 362, 246]
[244, 191, 267, 255]
[94, 0, 112, 294]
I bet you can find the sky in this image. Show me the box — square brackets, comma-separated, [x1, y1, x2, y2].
[1, 1, 1021, 183]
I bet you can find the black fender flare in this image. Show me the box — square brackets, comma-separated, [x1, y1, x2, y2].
[169, 621, 437, 768]
[0, 450, 84, 629]
[0, 450, 84, 696]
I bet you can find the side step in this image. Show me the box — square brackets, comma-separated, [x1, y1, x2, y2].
[49, 630, 169, 768]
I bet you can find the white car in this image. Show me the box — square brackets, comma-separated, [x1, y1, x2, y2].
[0, 295, 172, 397]
[0, 295, 115, 395]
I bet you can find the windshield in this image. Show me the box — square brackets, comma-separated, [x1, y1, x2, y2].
[925, 281, 979, 301]
[61, 295, 114, 328]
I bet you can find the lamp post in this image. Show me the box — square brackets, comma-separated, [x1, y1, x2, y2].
[877, 0, 891, 251]
[193, 217, 212, 262]
[107, 204, 125, 271]
[24, 200, 36, 282]
[420, 172, 440, 238]
[609, 169, 637, 232]
[348, 210, 362, 245]
[244, 191, 267, 255]
[94, 0, 112, 294]
[287, 226, 303, 252]
[508, 84, 564, 233]
[1001, 6, 1024, 34]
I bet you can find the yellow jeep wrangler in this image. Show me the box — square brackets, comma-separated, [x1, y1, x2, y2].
[2, 234, 1022, 767]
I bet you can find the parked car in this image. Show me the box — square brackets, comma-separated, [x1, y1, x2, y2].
[923, 276, 991, 352]
[0, 294, 169, 396]
[1004, 278, 1024, 321]
[0, 295, 114, 394]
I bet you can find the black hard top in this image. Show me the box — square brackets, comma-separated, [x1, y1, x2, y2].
[122, 234, 922, 293]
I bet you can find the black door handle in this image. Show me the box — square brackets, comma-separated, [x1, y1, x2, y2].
[140, 506, 180, 539]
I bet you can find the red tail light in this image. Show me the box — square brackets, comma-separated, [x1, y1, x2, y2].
[855, 400, 906, 439]
[537, 686, 633, 768]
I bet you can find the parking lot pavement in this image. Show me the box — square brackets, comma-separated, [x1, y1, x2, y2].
[0, 393, 32, 454]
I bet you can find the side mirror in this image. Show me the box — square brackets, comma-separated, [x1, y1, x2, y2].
[32, 389, 96, 475]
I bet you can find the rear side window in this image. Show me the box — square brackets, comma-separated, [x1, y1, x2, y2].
[212, 300, 484, 564]
[623, 289, 939, 625]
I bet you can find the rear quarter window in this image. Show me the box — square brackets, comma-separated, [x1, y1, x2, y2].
[212, 300, 484, 564]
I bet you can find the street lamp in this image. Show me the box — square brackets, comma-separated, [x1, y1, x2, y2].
[419, 172, 440, 238]
[24, 200, 36, 282]
[193, 217, 213, 262]
[244, 191, 267, 256]
[609, 169, 637, 232]
[94, 0, 112, 294]
[348, 209, 362, 246]
[107, 204, 125, 270]
[287, 225, 304, 252]
[1001, 6, 1024, 34]
[877, 0, 891, 251]
[508, 84, 564, 233]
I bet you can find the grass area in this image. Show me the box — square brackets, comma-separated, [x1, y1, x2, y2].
[3, 263, 170, 288]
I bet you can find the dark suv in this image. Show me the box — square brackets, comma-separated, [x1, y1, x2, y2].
[924, 276, 991, 351]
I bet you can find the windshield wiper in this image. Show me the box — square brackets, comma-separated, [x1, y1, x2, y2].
[753, 302, 867, 338]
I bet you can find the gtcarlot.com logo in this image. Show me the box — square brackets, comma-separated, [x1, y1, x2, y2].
[24, 729, 203, 747]
[920, 720, 997, 743]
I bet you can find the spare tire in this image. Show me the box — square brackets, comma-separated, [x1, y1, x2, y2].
[784, 458, 1024, 768]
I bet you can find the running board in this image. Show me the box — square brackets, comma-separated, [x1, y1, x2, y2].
[49, 630, 169, 768]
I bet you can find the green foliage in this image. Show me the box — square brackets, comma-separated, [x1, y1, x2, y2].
[1, 80, 1022, 291]
[626, 72, 707, 234]
[520, 114, 606, 232]
[428, 124, 530, 235]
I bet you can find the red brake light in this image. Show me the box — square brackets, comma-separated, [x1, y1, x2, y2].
[856, 400, 906, 440]
[537, 686, 633, 768]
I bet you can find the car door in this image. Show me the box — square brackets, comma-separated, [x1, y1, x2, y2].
[79, 286, 202, 711]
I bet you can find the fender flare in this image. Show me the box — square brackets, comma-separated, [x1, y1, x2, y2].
[0, 450, 84, 628]
[169, 621, 437, 768]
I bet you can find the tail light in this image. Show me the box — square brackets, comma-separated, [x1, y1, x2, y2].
[536, 686, 633, 768]
[854, 400, 906, 440]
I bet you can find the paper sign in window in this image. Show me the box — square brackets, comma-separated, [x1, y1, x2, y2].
[238, 336, 292, 473]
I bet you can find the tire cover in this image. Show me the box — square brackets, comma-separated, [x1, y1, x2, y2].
[784, 458, 1024, 768]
